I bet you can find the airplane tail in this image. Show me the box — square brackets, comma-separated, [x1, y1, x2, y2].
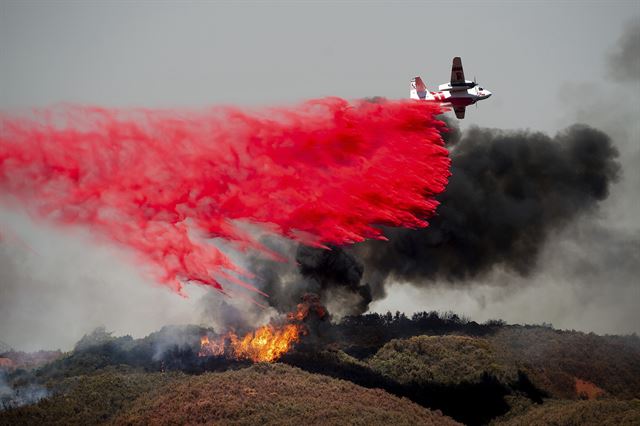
[410, 76, 431, 100]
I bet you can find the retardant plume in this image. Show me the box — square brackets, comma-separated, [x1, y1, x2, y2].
[0, 98, 450, 296]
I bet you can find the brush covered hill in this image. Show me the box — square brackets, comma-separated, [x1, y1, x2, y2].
[356, 332, 640, 424]
[359, 335, 541, 425]
[1, 312, 639, 425]
[115, 363, 460, 425]
[0, 364, 460, 426]
[365, 330, 640, 400]
[493, 399, 640, 426]
[490, 326, 640, 399]
[0, 368, 176, 425]
[369, 335, 517, 385]
[257, 324, 639, 425]
[331, 312, 640, 400]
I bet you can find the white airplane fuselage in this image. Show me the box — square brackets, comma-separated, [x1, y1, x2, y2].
[428, 85, 492, 107]
[410, 57, 492, 119]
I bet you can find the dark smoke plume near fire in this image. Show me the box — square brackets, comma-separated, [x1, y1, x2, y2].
[255, 121, 621, 316]
[358, 124, 620, 286]
[0, 98, 450, 297]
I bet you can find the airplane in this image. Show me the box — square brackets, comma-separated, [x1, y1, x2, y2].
[410, 57, 492, 119]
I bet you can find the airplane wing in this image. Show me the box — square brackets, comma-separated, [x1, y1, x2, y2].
[450, 57, 465, 85]
[454, 106, 466, 119]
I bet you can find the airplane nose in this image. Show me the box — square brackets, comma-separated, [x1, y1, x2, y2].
[485, 91, 492, 98]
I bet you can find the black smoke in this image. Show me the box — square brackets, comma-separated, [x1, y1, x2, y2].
[250, 121, 620, 316]
[248, 241, 372, 316]
[355, 123, 620, 288]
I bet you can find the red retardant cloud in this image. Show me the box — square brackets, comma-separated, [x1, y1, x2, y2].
[0, 98, 450, 296]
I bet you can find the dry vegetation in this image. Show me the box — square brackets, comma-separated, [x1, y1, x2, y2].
[493, 399, 640, 426]
[2, 318, 640, 425]
[0, 369, 178, 425]
[113, 364, 459, 426]
[1, 364, 459, 426]
[369, 335, 517, 385]
[489, 326, 640, 399]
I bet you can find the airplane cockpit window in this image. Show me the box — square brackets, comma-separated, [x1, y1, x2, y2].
[479, 87, 483, 91]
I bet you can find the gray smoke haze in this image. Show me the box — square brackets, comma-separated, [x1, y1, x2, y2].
[197, 289, 276, 335]
[608, 19, 640, 82]
[0, 369, 49, 411]
[0, 210, 212, 352]
[0, 218, 266, 351]
[519, 17, 640, 334]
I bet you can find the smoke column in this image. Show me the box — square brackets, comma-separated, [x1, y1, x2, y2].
[248, 120, 621, 316]
[356, 123, 620, 290]
[0, 98, 450, 296]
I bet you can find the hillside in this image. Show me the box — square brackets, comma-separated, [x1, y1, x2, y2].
[369, 335, 517, 385]
[116, 364, 460, 425]
[1, 364, 459, 426]
[359, 335, 541, 425]
[1, 313, 639, 425]
[490, 326, 640, 399]
[493, 399, 640, 426]
[0, 369, 177, 425]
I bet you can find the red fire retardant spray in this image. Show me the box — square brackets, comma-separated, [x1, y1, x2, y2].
[0, 98, 450, 297]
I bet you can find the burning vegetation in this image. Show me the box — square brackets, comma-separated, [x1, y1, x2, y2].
[198, 324, 302, 362]
[198, 294, 326, 362]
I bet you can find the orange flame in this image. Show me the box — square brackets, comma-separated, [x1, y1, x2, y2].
[198, 335, 225, 357]
[199, 323, 304, 362]
[230, 323, 303, 362]
[199, 294, 325, 362]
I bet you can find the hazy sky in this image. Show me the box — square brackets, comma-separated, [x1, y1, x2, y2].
[2, 1, 637, 131]
[1, 1, 639, 350]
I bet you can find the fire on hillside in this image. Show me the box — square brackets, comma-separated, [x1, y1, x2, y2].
[198, 294, 327, 362]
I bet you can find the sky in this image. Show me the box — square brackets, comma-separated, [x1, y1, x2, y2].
[1, 1, 639, 351]
[2, 1, 636, 131]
